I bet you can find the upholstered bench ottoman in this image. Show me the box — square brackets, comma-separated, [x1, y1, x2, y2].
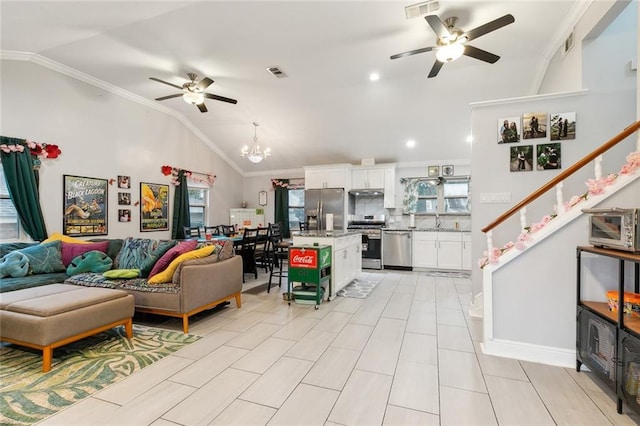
[0, 283, 134, 372]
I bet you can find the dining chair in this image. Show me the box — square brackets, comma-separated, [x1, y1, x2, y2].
[254, 226, 271, 274]
[204, 225, 222, 236]
[221, 225, 236, 237]
[238, 228, 258, 282]
[268, 222, 291, 293]
[183, 226, 202, 239]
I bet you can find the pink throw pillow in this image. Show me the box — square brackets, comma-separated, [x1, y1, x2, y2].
[148, 240, 198, 278]
[61, 241, 109, 266]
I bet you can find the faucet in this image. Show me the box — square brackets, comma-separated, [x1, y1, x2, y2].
[435, 213, 441, 229]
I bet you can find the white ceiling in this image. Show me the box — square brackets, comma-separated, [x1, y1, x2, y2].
[1, 0, 579, 175]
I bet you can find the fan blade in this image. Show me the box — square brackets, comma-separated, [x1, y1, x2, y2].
[149, 77, 183, 90]
[155, 93, 183, 101]
[195, 77, 214, 91]
[390, 46, 436, 60]
[197, 103, 208, 113]
[425, 14, 450, 40]
[204, 93, 238, 104]
[463, 14, 515, 42]
[463, 45, 500, 63]
[427, 60, 444, 78]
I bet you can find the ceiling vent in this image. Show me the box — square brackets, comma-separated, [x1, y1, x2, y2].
[266, 66, 288, 79]
[405, 1, 439, 19]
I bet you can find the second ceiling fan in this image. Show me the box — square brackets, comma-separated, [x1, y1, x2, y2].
[149, 73, 238, 113]
[391, 13, 515, 78]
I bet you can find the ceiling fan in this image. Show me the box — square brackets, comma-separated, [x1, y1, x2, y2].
[149, 73, 238, 113]
[390, 13, 515, 78]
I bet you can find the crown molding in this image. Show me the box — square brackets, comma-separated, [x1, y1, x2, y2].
[0, 50, 246, 176]
[469, 89, 589, 109]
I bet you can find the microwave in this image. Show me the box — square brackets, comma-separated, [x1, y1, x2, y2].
[582, 208, 640, 252]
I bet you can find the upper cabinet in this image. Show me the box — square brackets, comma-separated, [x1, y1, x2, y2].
[304, 165, 352, 189]
[351, 164, 396, 208]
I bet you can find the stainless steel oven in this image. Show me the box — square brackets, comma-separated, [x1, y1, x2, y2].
[348, 215, 385, 270]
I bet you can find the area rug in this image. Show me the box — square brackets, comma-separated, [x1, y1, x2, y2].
[421, 270, 471, 278]
[336, 279, 379, 299]
[0, 325, 200, 426]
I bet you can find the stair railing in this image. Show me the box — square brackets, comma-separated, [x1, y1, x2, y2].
[481, 121, 640, 254]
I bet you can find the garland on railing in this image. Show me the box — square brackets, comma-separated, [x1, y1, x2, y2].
[161, 165, 216, 186]
[0, 139, 62, 170]
[478, 151, 640, 269]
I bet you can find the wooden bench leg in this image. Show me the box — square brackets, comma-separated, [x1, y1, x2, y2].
[182, 315, 189, 334]
[235, 293, 242, 308]
[43, 346, 53, 372]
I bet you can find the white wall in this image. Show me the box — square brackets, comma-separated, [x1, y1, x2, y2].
[242, 171, 304, 226]
[0, 60, 243, 239]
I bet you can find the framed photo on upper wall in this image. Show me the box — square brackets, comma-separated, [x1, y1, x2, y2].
[63, 175, 108, 236]
[510, 145, 533, 172]
[140, 182, 169, 232]
[442, 165, 454, 176]
[523, 112, 547, 139]
[550, 112, 576, 140]
[428, 166, 439, 177]
[118, 175, 131, 189]
[497, 116, 520, 143]
[536, 143, 562, 171]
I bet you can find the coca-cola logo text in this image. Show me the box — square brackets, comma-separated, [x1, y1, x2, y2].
[292, 255, 314, 264]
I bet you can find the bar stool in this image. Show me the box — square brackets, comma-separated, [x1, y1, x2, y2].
[268, 222, 290, 293]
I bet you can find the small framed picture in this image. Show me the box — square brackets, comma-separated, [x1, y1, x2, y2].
[118, 175, 131, 189]
[427, 166, 439, 177]
[118, 192, 130, 205]
[258, 190, 268, 206]
[442, 165, 454, 176]
[536, 143, 562, 171]
[523, 112, 547, 139]
[510, 145, 533, 172]
[550, 112, 576, 141]
[118, 209, 131, 222]
[498, 116, 521, 143]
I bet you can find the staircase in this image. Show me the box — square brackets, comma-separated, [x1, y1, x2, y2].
[477, 122, 640, 367]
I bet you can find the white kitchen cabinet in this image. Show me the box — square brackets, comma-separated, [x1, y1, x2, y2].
[437, 232, 462, 270]
[305, 165, 351, 189]
[412, 231, 438, 268]
[462, 232, 472, 270]
[413, 231, 466, 270]
[352, 168, 385, 189]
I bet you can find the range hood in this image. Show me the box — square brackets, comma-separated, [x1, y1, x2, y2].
[349, 188, 384, 195]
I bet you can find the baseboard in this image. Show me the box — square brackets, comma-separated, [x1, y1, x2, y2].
[481, 337, 576, 368]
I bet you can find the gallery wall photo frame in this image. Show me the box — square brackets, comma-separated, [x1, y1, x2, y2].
[442, 165, 454, 176]
[550, 112, 576, 141]
[536, 143, 562, 171]
[63, 175, 108, 236]
[140, 182, 169, 232]
[523, 112, 547, 139]
[510, 145, 534, 172]
[119, 209, 132, 222]
[258, 190, 268, 206]
[118, 175, 131, 189]
[118, 192, 131, 205]
[497, 116, 521, 143]
[428, 166, 439, 177]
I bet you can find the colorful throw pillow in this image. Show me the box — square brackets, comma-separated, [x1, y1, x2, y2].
[148, 240, 198, 278]
[0, 251, 29, 278]
[103, 269, 140, 279]
[139, 240, 177, 278]
[116, 237, 158, 270]
[61, 240, 109, 266]
[19, 240, 65, 274]
[41, 232, 90, 245]
[67, 250, 113, 275]
[147, 245, 215, 284]
[216, 240, 234, 261]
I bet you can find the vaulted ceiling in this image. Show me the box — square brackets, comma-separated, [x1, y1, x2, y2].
[1, 1, 579, 174]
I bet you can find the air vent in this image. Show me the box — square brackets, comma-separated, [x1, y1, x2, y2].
[405, 1, 439, 19]
[266, 66, 288, 79]
[563, 30, 575, 55]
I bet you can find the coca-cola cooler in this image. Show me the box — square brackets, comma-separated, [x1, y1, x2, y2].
[288, 244, 331, 310]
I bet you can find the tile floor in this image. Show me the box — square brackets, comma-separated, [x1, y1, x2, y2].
[40, 270, 640, 425]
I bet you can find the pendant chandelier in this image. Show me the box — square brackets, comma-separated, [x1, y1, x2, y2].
[241, 122, 271, 164]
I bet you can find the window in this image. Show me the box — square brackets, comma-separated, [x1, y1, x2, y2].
[187, 186, 208, 228]
[288, 188, 305, 230]
[0, 166, 20, 240]
[410, 177, 470, 215]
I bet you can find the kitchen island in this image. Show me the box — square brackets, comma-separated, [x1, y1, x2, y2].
[292, 231, 362, 299]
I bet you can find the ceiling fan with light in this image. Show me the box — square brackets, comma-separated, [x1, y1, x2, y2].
[390, 13, 515, 78]
[149, 73, 238, 113]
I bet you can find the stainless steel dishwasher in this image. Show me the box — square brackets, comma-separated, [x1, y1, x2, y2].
[382, 230, 412, 270]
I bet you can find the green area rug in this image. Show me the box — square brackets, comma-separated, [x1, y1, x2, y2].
[0, 324, 200, 425]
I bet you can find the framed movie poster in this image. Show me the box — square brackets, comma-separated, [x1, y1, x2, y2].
[140, 182, 169, 232]
[63, 175, 108, 236]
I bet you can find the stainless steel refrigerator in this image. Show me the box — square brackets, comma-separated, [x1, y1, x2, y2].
[304, 188, 344, 231]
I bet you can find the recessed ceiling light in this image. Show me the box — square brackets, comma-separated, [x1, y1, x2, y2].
[466, 135, 473, 143]
[369, 73, 380, 82]
[406, 139, 416, 148]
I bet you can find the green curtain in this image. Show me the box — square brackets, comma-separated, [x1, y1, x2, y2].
[273, 179, 290, 238]
[0, 136, 48, 241]
[171, 170, 191, 239]
[401, 178, 420, 214]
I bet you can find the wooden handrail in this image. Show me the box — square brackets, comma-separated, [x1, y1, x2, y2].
[482, 121, 640, 234]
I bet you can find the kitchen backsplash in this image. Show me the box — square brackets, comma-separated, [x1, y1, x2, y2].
[386, 211, 471, 230]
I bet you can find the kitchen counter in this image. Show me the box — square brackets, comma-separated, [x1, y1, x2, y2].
[384, 227, 470, 232]
[292, 231, 362, 299]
